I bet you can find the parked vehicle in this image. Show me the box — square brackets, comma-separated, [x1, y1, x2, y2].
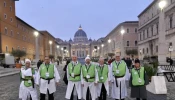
[0, 53, 15, 68]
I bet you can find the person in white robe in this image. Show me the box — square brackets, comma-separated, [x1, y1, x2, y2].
[19, 59, 38, 100]
[96, 57, 110, 100]
[110, 53, 130, 100]
[36, 56, 60, 100]
[65, 55, 82, 100]
[82, 56, 99, 100]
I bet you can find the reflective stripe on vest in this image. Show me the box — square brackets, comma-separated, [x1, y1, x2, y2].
[82, 64, 95, 82]
[131, 67, 145, 86]
[68, 62, 81, 82]
[96, 64, 108, 83]
[112, 60, 126, 77]
[40, 64, 54, 79]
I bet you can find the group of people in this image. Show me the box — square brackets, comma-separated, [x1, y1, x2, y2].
[19, 56, 60, 100]
[65, 53, 149, 100]
[19, 53, 149, 100]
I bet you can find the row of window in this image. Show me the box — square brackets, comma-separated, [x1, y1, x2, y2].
[139, 23, 159, 41]
[141, 46, 158, 54]
[125, 28, 138, 33]
[126, 41, 138, 46]
[5, 46, 34, 53]
[4, 14, 13, 22]
[4, 27, 34, 43]
[3, 1, 13, 11]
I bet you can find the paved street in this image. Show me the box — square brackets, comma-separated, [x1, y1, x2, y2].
[0, 64, 175, 100]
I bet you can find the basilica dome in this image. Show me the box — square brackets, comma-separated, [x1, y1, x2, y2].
[74, 25, 88, 42]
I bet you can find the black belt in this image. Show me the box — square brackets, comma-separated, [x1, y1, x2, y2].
[114, 76, 124, 87]
[21, 78, 35, 88]
[41, 77, 55, 84]
[84, 77, 95, 82]
[69, 74, 81, 78]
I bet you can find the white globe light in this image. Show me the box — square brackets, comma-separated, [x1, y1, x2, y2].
[108, 39, 111, 43]
[49, 41, 52, 44]
[34, 31, 39, 37]
[159, 0, 166, 10]
[121, 30, 125, 35]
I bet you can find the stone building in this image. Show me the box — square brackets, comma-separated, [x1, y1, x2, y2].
[138, 0, 175, 63]
[57, 25, 102, 58]
[103, 21, 138, 58]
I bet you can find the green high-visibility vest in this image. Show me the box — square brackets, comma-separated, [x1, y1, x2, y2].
[132, 67, 145, 86]
[40, 64, 54, 79]
[96, 64, 108, 83]
[82, 64, 95, 82]
[20, 68, 35, 87]
[68, 62, 81, 82]
[112, 60, 126, 77]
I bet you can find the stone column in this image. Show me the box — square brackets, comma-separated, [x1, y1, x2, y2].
[158, 10, 168, 64]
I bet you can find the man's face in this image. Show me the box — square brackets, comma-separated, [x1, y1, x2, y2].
[135, 63, 140, 68]
[72, 56, 77, 62]
[44, 57, 50, 64]
[99, 59, 104, 65]
[25, 62, 31, 68]
[115, 56, 120, 61]
[86, 59, 90, 64]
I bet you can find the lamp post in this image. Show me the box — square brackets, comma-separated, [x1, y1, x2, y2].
[98, 47, 100, 56]
[34, 31, 39, 60]
[49, 40, 53, 54]
[56, 45, 59, 57]
[169, 46, 173, 59]
[61, 48, 63, 60]
[139, 49, 142, 60]
[108, 39, 111, 54]
[101, 44, 104, 56]
[121, 28, 125, 58]
[158, 0, 167, 64]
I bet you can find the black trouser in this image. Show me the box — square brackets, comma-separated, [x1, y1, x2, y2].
[99, 84, 107, 100]
[115, 99, 124, 100]
[86, 87, 92, 100]
[136, 98, 147, 100]
[70, 85, 80, 100]
[40, 89, 54, 100]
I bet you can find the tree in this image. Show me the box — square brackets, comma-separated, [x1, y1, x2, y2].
[125, 49, 138, 55]
[11, 49, 26, 58]
[49, 54, 54, 59]
[108, 53, 115, 58]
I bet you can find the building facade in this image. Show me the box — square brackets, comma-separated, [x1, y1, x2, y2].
[103, 21, 138, 58]
[138, 0, 175, 64]
[57, 25, 102, 58]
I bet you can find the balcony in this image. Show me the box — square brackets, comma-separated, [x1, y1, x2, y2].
[166, 27, 175, 36]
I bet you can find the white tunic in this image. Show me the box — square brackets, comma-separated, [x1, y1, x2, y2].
[82, 63, 99, 100]
[19, 67, 38, 100]
[65, 61, 82, 99]
[110, 60, 130, 99]
[36, 65, 60, 94]
[96, 65, 110, 97]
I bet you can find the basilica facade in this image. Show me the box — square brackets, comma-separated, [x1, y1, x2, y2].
[56, 25, 103, 58]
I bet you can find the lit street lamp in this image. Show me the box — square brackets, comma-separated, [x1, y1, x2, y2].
[49, 40, 53, 54]
[121, 28, 125, 58]
[169, 46, 173, 59]
[158, 0, 167, 64]
[34, 31, 39, 60]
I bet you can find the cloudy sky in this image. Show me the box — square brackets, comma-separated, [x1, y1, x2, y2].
[15, 0, 153, 40]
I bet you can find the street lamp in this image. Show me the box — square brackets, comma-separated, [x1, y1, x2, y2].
[34, 31, 39, 60]
[121, 28, 125, 58]
[158, 0, 167, 64]
[169, 46, 173, 59]
[49, 40, 53, 54]
[108, 39, 111, 43]
[159, 0, 166, 11]
[57, 45, 59, 48]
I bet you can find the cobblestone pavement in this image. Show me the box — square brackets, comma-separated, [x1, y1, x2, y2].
[0, 64, 175, 100]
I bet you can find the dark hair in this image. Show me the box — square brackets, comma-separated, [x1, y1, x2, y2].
[66, 60, 71, 65]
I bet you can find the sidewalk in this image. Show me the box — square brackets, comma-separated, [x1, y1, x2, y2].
[0, 67, 20, 78]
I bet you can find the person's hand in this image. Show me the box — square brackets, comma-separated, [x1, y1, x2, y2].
[56, 82, 59, 86]
[81, 84, 84, 87]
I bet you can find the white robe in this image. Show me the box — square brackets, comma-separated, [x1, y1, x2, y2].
[65, 61, 82, 99]
[36, 65, 60, 94]
[82, 64, 99, 100]
[96, 65, 110, 97]
[110, 61, 130, 99]
[19, 67, 38, 100]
